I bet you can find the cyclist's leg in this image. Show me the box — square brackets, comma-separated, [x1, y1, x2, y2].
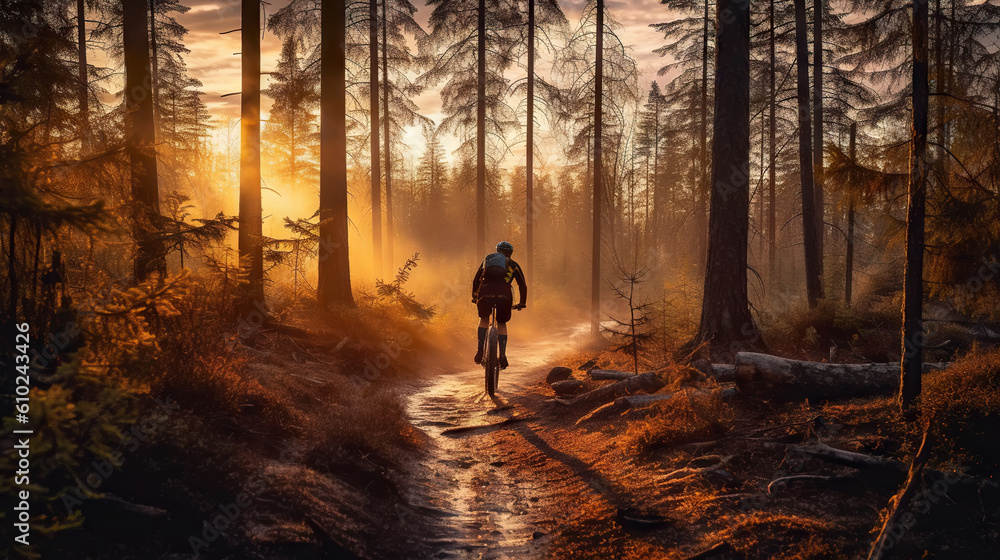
[495, 294, 512, 367]
[474, 297, 492, 364]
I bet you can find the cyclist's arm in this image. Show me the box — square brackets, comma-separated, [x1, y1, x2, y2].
[512, 262, 527, 307]
[472, 263, 484, 300]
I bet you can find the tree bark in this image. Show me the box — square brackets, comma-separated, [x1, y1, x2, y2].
[846, 122, 856, 307]
[813, 0, 824, 285]
[382, 0, 393, 271]
[476, 0, 486, 256]
[526, 0, 535, 286]
[239, 0, 264, 304]
[77, 0, 88, 145]
[369, 0, 382, 279]
[149, 0, 160, 130]
[698, 0, 710, 274]
[901, 0, 929, 413]
[692, 0, 755, 356]
[768, 0, 776, 285]
[795, 0, 821, 307]
[591, 0, 604, 337]
[318, 0, 355, 308]
[734, 352, 947, 402]
[124, 0, 163, 282]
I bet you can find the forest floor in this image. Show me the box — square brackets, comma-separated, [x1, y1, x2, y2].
[145, 307, 998, 560]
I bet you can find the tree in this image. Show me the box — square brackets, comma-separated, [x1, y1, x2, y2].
[518, 0, 566, 284]
[419, 0, 521, 257]
[900, 0, 929, 413]
[593, 0, 604, 337]
[318, 0, 355, 307]
[692, 0, 758, 356]
[552, 0, 637, 335]
[263, 35, 319, 192]
[77, 0, 89, 146]
[379, 0, 427, 270]
[369, 0, 382, 278]
[813, 0, 825, 281]
[652, 0, 715, 272]
[604, 263, 654, 376]
[636, 81, 667, 248]
[795, 0, 822, 307]
[124, 0, 164, 281]
[239, 0, 265, 306]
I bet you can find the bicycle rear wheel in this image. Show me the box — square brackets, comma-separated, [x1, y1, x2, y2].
[485, 326, 499, 396]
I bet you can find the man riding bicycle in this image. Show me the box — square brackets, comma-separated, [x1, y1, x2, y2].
[472, 241, 527, 368]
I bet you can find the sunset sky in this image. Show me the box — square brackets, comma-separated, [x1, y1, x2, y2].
[177, 1, 673, 134]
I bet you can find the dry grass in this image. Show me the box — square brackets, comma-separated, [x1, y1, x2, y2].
[922, 346, 1000, 473]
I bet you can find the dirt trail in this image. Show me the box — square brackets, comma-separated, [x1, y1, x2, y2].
[400, 323, 595, 558]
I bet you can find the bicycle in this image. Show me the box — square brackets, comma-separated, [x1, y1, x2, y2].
[481, 303, 523, 397]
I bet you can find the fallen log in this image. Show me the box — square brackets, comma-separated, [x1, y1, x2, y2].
[711, 364, 736, 382]
[691, 360, 735, 382]
[734, 352, 949, 402]
[589, 369, 643, 381]
[575, 387, 739, 425]
[565, 371, 664, 410]
[576, 393, 678, 425]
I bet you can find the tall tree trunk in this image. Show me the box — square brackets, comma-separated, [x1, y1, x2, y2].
[476, 0, 486, 255]
[812, 0, 824, 289]
[124, 0, 163, 282]
[239, 0, 264, 304]
[149, 0, 160, 130]
[382, 0, 393, 271]
[698, 0, 709, 273]
[318, 0, 355, 308]
[77, 0, 88, 145]
[693, 0, 756, 355]
[846, 122, 856, 307]
[526, 0, 535, 285]
[901, 0, 929, 414]
[795, 0, 821, 307]
[591, 0, 604, 337]
[369, 0, 382, 278]
[652, 97, 660, 250]
[768, 0, 777, 285]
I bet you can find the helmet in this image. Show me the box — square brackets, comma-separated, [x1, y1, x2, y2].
[496, 241, 514, 256]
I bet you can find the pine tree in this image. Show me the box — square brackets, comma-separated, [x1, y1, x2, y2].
[238, 0, 265, 307]
[418, 0, 522, 257]
[318, 0, 355, 307]
[692, 0, 759, 355]
[124, 0, 165, 281]
[263, 35, 320, 192]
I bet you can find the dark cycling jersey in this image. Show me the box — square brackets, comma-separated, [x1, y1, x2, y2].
[472, 254, 527, 307]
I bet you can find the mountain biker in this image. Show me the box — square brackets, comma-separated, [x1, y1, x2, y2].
[472, 241, 527, 368]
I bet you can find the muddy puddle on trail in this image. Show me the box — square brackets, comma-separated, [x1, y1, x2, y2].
[401, 324, 591, 558]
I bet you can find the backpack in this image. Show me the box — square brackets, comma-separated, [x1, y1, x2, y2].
[482, 252, 508, 283]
